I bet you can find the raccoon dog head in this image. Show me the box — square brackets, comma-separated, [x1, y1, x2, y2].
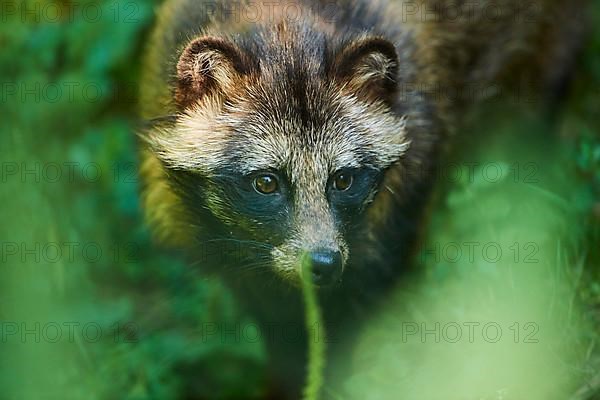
[148, 25, 412, 287]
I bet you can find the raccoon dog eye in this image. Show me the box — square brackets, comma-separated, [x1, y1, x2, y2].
[253, 173, 279, 194]
[332, 171, 353, 191]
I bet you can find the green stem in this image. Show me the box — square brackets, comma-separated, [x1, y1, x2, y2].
[301, 263, 326, 400]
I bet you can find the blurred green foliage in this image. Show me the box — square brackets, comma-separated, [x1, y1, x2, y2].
[1, 0, 266, 398]
[1, 0, 599, 399]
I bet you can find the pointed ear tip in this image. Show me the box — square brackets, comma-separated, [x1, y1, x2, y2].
[177, 35, 251, 77]
[355, 37, 398, 59]
[174, 35, 251, 108]
[178, 36, 235, 65]
[336, 36, 399, 75]
[181, 35, 228, 53]
[334, 37, 400, 101]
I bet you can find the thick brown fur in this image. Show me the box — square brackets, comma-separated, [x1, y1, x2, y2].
[138, 0, 585, 396]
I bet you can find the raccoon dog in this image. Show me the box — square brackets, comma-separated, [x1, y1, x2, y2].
[139, 0, 584, 394]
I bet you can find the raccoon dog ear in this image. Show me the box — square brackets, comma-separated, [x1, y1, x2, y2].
[334, 37, 399, 103]
[175, 36, 251, 108]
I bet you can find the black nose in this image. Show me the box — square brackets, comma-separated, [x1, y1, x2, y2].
[303, 250, 343, 286]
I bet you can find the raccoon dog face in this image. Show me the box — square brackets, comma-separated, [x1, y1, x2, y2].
[148, 26, 410, 287]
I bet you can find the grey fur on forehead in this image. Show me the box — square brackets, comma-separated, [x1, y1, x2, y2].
[224, 90, 410, 175]
[149, 89, 410, 176]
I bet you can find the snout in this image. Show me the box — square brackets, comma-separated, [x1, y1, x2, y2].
[302, 249, 343, 287]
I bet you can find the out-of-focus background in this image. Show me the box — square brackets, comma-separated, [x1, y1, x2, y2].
[1, 1, 599, 399]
